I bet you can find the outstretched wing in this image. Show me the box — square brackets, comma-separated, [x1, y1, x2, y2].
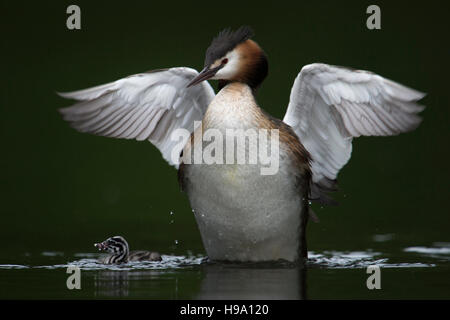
[283, 63, 425, 204]
[59, 67, 215, 167]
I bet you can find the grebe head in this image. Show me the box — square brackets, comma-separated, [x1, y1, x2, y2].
[187, 26, 268, 90]
[95, 236, 129, 255]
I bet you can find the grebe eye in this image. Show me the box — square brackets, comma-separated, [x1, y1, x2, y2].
[222, 58, 228, 64]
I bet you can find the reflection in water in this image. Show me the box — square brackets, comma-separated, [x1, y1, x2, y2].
[91, 262, 307, 299]
[197, 263, 307, 300]
[94, 270, 130, 297]
[93, 269, 169, 298]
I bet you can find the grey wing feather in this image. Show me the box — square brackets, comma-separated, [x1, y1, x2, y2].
[59, 67, 215, 167]
[283, 63, 425, 204]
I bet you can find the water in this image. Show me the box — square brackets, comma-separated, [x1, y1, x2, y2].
[1, 242, 448, 299]
[2, 1, 449, 301]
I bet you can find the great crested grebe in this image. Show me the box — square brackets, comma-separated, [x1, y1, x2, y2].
[95, 236, 161, 264]
[60, 26, 425, 263]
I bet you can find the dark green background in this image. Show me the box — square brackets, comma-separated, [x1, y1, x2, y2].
[1, 0, 449, 299]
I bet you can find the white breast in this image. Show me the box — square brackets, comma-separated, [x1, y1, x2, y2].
[182, 83, 305, 262]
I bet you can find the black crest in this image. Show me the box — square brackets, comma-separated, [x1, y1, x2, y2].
[204, 26, 254, 67]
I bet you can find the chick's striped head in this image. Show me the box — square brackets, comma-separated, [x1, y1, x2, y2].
[95, 236, 129, 254]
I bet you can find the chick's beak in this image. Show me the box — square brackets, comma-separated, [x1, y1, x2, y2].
[94, 241, 108, 251]
[187, 66, 221, 88]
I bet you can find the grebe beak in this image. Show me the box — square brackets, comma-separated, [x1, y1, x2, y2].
[94, 241, 108, 251]
[187, 66, 221, 87]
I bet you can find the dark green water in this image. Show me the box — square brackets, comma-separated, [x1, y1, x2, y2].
[1, 1, 449, 299]
[1, 247, 449, 299]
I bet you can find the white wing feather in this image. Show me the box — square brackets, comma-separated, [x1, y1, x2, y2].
[59, 67, 215, 167]
[283, 63, 425, 200]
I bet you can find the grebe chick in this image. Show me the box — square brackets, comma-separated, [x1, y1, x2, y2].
[94, 236, 162, 264]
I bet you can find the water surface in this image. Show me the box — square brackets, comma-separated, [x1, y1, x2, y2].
[1, 242, 448, 299]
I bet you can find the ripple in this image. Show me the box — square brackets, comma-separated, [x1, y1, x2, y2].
[55, 255, 207, 271]
[404, 246, 450, 261]
[308, 251, 435, 269]
[41, 251, 64, 257]
[0, 264, 29, 270]
[372, 234, 395, 242]
[404, 247, 450, 255]
[0, 248, 441, 270]
[0, 255, 206, 271]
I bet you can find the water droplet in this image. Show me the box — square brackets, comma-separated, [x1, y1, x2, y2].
[174, 240, 179, 245]
[169, 211, 174, 215]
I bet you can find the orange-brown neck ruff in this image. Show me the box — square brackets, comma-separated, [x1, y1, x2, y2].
[218, 40, 268, 91]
